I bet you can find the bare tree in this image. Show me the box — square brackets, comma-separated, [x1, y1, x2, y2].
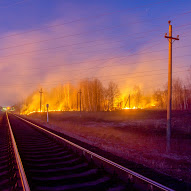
[107, 81, 120, 110]
[172, 78, 184, 110]
[153, 89, 165, 109]
[133, 85, 142, 108]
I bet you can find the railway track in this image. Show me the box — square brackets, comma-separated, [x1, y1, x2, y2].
[0, 114, 22, 190]
[0, 112, 175, 191]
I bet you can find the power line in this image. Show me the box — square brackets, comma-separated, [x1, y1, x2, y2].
[0, 39, 170, 61]
[0, 39, 162, 71]
[5, 55, 168, 77]
[39, 88, 43, 112]
[0, 22, 190, 62]
[0, 69, 188, 88]
[1, 42, 191, 64]
[0, 0, 29, 8]
[1, 43, 191, 77]
[0, 38, 163, 65]
[0, 22, 190, 64]
[0, 0, 171, 40]
[50, 66, 189, 86]
[0, 41, 164, 61]
[0, 21, 190, 53]
[0, 30, 162, 53]
[0, 43, 190, 92]
[0, 28, 163, 52]
[4, 57, 190, 80]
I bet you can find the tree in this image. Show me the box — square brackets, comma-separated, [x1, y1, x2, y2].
[172, 78, 184, 110]
[133, 85, 142, 108]
[153, 89, 165, 109]
[107, 81, 120, 110]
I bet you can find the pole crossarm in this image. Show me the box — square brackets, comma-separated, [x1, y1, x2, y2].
[164, 36, 179, 40]
[39, 88, 43, 112]
[77, 89, 82, 112]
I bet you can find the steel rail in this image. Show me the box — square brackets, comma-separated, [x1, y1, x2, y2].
[6, 112, 30, 191]
[13, 113, 174, 191]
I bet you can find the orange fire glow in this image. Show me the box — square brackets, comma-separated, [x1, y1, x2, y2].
[20, 83, 158, 115]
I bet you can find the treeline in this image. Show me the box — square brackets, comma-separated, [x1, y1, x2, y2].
[17, 73, 191, 114]
[153, 78, 191, 110]
[19, 79, 121, 114]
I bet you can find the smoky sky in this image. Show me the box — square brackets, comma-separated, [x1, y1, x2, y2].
[0, 0, 190, 106]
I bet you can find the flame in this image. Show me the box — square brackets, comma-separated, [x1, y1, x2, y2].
[122, 106, 139, 110]
[23, 109, 65, 115]
[20, 83, 159, 115]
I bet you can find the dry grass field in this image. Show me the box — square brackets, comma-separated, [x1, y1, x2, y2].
[25, 110, 191, 184]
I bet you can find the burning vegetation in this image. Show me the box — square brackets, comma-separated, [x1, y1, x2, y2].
[17, 74, 191, 115]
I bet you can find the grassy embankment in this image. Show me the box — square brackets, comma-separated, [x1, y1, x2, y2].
[25, 110, 191, 183]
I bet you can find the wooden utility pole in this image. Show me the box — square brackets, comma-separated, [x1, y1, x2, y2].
[129, 94, 130, 108]
[79, 89, 82, 112]
[77, 93, 78, 111]
[46, 104, 49, 123]
[165, 21, 179, 151]
[124, 94, 130, 108]
[39, 88, 43, 112]
[77, 89, 82, 112]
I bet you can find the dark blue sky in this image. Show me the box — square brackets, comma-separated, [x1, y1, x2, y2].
[0, 0, 190, 33]
[0, 0, 191, 105]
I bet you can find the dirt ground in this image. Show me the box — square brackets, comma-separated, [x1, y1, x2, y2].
[24, 110, 191, 184]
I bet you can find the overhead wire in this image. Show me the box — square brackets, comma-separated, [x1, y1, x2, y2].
[1, 42, 191, 65]
[0, 40, 164, 76]
[0, 27, 164, 52]
[0, 0, 29, 8]
[0, 0, 172, 40]
[0, 69, 188, 88]
[4, 54, 191, 79]
[1, 41, 191, 79]
[0, 1, 190, 94]
[0, 11, 191, 53]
